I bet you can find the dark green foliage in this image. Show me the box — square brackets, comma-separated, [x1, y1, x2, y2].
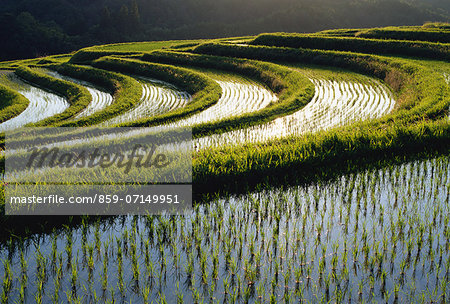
[0, 0, 449, 61]
[250, 33, 450, 60]
[0, 84, 29, 123]
[0, 12, 82, 61]
[14, 66, 91, 126]
[355, 28, 450, 43]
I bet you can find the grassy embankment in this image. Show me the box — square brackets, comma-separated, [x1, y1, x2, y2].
[0, 84, 29, 123]
[250, 33, 450, 60]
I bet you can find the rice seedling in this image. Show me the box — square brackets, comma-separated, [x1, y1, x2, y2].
[1, 259, 12, 304]
[65, 227, 73, 268]
[101, 250, 108, 292]
[71, 255, 78, 292]
[116, 237, 125, 297]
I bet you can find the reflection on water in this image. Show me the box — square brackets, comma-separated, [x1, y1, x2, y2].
[195, 77, 395, 149]
[0, 155, 448, 303]
[46, 70, 113, 120]
[102, 76, 191, 126]
[0, 74, 69, 132]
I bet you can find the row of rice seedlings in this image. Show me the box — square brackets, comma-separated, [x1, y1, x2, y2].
[0, 73, 69, 132]
[102, 76, 191, 126]
[174, 76, 276, 126]
[0, 155, 448, 302]
[9, 72, 277, 154]
[195, 75, 395, 149]
[148, 74, 277, 132]
[45, 70, 113, 119]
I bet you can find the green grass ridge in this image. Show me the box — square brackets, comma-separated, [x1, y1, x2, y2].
[355, 27, 450, 43]
[0, 83, 29, 123]
[250, 33, 450, 60]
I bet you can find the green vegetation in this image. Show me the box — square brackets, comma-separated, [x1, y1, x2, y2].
[0, 25, 447, 188]
[1, 155, 450, 302]
[89, 39, 204, 52]
[1, 0, 448, 61]
[194, 43, 448, 112]
[69, 49, 143, 65]
[140, 51, 314, 136]
[0, 24, 449, 304]
[0, 54, 72, 70]
[68, 39, 208, 64]
[355, 27, 450, 43]
[14, 66, 91, 126]
[250, 33, 450, 60]
[190, 42, 448, 185]
[48, 64, 142, 126]
[0, 25, 447, 197]
[194, 117, 450, 190]
[316, 24, 450, 43]
[0, 83, 29, 123]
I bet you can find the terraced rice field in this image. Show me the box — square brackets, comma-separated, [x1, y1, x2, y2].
[0, 69, 397, 155]
[0, 73, 69, 131]
[196, 75, 395, 149]
[161, 74, 277, 129]
[0, 25, 449, 304]
[35, 73, 278, 148]
[102, 77, 191, 126]
[1, 155, 449, 303]
[45, 71, 113, 119]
